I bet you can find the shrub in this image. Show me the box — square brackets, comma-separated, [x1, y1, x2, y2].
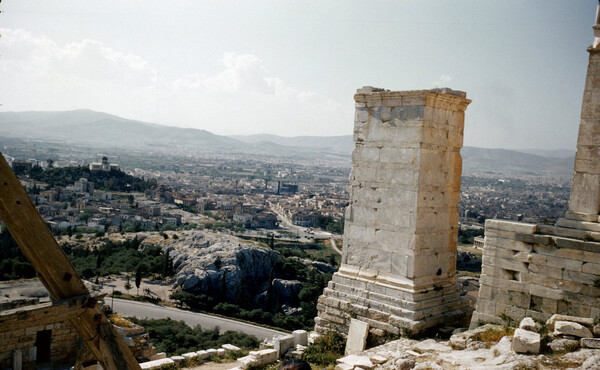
[302, 331, 345, 366]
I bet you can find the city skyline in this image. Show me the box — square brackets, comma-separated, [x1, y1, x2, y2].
[0, 1, 593, 150]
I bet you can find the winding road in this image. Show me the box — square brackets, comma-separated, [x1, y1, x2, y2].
[109, 298, 287, 341]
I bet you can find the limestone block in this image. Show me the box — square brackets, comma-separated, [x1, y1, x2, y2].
[256, 349, 277, 363]
[196, 350, 209, 359]
[569, 172, 600, 214]
[140, 358, 175, 369]
[206, 348, 218, 357]
[217, 349, 226, 356]
[182, 352, 198, 360]
[582, 338, 600, 349]
[237, 355, 258, 369]
[274, 334, 295, 359]
[292, 330, 308, 347]
[553, 321, 593, 338]
[518, 317, 538, 332]
[222, 344, 241, 351]
[548, 338, 580, 353]
[529, 285, 563, 301]
[345, 319, 369, 355]
[170, 355, 185, 363]
[485, 219, 537, 234]
[511, 328, 541, 354]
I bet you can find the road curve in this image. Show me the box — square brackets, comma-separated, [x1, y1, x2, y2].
[109, 298, 288, 341]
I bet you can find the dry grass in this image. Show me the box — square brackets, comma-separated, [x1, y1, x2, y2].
[109, 313, 135, 327]
[471, 326, 514, 345]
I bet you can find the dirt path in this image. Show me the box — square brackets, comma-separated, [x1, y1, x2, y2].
[97, 274, 174, 303]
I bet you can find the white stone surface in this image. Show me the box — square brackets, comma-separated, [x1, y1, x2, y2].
[140, 358, 175, 369]
[182, 352, 198, 360]
[274, 334, 295, 359]
[222, 344, 241, 351]
[553, 321, 593, 338]
[170, 355, 185, 363]
[345, 318, 369, 355]
[196, 350, 209, 359]
[292, 329, 308, 347]
[337, 354, 374, 369]
[546, 314, 595, 331]
[512, 328, 541, 354]
[519, 317, 538, 332]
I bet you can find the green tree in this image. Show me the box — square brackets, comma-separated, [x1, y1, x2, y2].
[124, 275, 132, 294]
[135, 266, 142, 295]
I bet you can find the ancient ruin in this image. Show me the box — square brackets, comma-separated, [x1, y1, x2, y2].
[315, 87, 472, 336]
[470, 7, 600, 328]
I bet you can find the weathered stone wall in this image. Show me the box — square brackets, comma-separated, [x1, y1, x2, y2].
[0, 321, 78, 370]
[472, 17, 600, 329]
[315, 87, 471, 337]
[471, 219, 600, 328]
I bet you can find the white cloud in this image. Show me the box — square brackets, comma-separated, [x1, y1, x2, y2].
[433, 73, 453, 87]
[0, 29, 351, 136]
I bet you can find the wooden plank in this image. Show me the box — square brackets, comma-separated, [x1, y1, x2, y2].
[0, 154, 140, 369]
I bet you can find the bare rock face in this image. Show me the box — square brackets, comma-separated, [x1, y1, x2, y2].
[170, 236, 278, 306]
[271, 279, 302, 307]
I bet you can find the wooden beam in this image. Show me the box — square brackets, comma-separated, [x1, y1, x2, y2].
[0, 154, 140, 370]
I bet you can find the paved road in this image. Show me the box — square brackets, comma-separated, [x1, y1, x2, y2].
[109, 298, 287, 341]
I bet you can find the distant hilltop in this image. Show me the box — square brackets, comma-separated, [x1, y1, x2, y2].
[0, 110, 575, 175]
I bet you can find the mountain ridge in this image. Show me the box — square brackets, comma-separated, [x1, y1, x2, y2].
[0, 110, 575, 174]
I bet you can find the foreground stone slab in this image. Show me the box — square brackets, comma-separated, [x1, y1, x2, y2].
[336, 354, 374, 369]
[512, 328, 541, 354]
[547, 314, 595, 331]
[553, 321, 593, 338]
[345, 319, 369, 355]
[316, 87, 472, 338]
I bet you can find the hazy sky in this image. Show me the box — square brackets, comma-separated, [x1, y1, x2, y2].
[0, 1, 594, 150]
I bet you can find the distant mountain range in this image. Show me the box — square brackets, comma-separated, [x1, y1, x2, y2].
[0, 110, 575, 175]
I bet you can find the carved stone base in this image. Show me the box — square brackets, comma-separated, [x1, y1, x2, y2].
[315, 265, 472, 337]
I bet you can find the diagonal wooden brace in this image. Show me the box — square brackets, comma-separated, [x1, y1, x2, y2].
[0, 153, 140, 370]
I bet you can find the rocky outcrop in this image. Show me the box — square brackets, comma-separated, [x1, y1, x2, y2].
[272, 279, 302, 307]
[171, 239, 278, 306]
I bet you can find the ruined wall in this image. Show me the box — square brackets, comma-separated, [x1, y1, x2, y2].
[315, 87, 471, 337]
[472, 19, 600, 328]
[471, 220, 600, 328]
[0, 320, 78, 369]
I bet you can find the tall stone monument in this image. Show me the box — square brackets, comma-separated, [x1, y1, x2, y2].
[470, 6, 600, 328]
[315, 87, 472, 337]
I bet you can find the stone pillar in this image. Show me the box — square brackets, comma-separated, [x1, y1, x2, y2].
[566, 30, 600, 222]
[315, 87, 471, 337]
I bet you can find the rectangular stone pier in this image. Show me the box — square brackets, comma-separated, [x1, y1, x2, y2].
[315, 87, 472, 337]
